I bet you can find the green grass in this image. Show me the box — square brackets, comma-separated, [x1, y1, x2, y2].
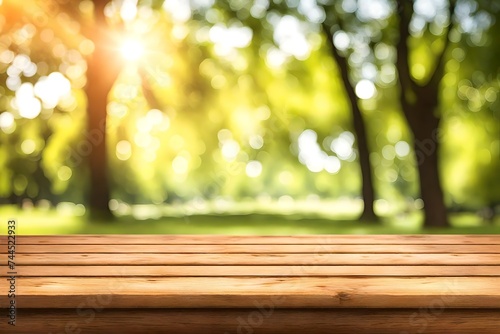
[1, 204, 499, 235]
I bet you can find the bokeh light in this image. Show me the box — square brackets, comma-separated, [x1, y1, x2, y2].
[120, 38, 144, 61]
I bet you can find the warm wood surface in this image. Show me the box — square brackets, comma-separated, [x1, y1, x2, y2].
[3, 234, 500, 244]
[2, 276, 500, 308]
[9, 244, 500, 253]
[1, 234, 499, 333]
[6, 265, 500, 276]
[8, 252, 500, 265]
[1, 309, 500, 334]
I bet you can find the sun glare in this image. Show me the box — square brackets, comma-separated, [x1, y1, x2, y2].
[120, 39, 144, 61]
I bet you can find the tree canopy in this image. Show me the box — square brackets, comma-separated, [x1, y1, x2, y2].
[0, 0, 498, 226]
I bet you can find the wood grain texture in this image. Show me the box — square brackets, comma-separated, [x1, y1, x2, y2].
[11, 244, 500, 253]
[11, 252, 500, 265]
[1, 277, 499, 308]
[2, 234, 500, 333]
[2, 265, 499, 277]
[3, 234, 500, 245]
[1, 309, 500, 334]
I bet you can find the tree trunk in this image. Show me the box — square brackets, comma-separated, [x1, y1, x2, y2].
[395, 0, 453, 228]
[322, 23, 378, 222]
[352, 99, 378, 221]
[84, 0, 123, 220]
[86, 74, 112, 220]
[408, 106, 448, 228]
[33, 128, 54, 205]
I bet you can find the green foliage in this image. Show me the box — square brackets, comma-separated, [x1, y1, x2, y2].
[0, 0, 498, 218]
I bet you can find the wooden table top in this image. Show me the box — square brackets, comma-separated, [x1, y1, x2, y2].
[1, 234, 500, 309]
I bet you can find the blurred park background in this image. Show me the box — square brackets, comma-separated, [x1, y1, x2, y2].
[0, 0, 499, 234]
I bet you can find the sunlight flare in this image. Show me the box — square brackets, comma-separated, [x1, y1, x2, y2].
[120, 39, 144, 61]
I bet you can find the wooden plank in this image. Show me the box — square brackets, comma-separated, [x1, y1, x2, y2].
[11, 244, 500, 254]
[1, 277, 499, 308]
[10, 253, 500, 265]
[1, 235, 498, 332]
[2, 265, 500, 277]
[2, 309, 499, 334]
[3, 234, 500, 245]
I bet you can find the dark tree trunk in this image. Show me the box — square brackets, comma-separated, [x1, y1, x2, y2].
[395, 0, 454, 228]
[86, 62, 112, 220]
[322, 23, 378, 222]
[405, 101, 449, 228]
[415, 141, 448, 228]
[32, 158, 53, 204]
[349, 86, 378, 221]
[84, 0, 123, 220]
[33, 129, 54, 205]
